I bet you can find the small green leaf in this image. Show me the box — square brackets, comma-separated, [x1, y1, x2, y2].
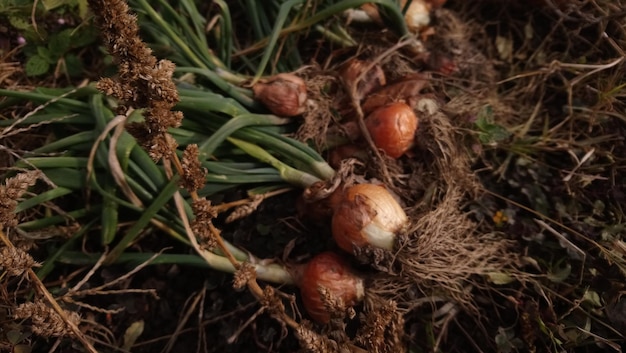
[48, 29, 72, 57]
[474, 105, 511, 144]
[8, 15, 31, 30]
[583, 290, 602, 307]
[64, 54, 84, 77]
[122, 320, 144, 350]
[486, 272, 516, 285]
[6, 330, 23, 344]
[76, 0, 89, 19]
[547, 263, 571, 283]
[42, 0, 69, 11]
[25, 55, 50, 76]
[36, 46, 53, 62]
[70, 26, 98, 48]
[23, 27, 49, 44]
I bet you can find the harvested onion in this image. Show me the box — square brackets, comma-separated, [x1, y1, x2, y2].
[298, 252, 364, 323]
[401, 0, 447, 33]
[332, 183, 408, 253]
[252, 73, 307, 117]
[365, 102, 418, 159]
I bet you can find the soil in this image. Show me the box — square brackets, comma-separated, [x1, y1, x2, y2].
[1, 1, 625, 352]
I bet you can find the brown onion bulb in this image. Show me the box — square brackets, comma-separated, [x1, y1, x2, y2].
[331, 183, 408, 253]
[252, 73, 307, 117]
[298, 252, 364, 323]
[365, 102, 418, 159]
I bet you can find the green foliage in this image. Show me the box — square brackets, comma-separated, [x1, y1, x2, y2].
[474, 105, 512, 144]
[1, 0, 96, 77]
[24, 54, 50, 77]
[21, 27, 96, 77]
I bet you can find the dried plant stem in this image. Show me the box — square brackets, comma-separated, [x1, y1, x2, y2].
[163, 285, 206, 353]
[0, 229, 98, 353]
[345, 38, 415, 186]
[165, 151, 247, 267]
[215, 187, 291, 213]
[161, 155, 304, 333]
[349, 85, 390, 183]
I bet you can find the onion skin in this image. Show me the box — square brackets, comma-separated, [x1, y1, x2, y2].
[340, 58, 386, 101]
[365, 102, 418, 159]
[299, 252, 365, 324]
[328, 144, 367, 169]
[297, 181, 345, 222]
[331, 184, 408, 253]
[361, 74, 429, 115]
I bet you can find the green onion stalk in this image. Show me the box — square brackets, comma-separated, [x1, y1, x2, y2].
[130, 0, 408, 93]
[0, 85, 333, 285]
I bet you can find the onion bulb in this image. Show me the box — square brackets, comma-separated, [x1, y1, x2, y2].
[332, 183, 408, 253]
[252, 73, 307, 117]
[298, 252, 364, 323]
[401, 0, 447, 33]
[365, 102, 418, 159]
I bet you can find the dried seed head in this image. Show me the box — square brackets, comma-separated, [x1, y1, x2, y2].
[233, 262, 256, 290]
[191, 198, 218, 250]
[0, 247, 39, 277]
[0, 170, 40, 229]
[295, 322, 340, 352]
[13, 301, 80, 337]
[252, 73, 307, 117]
[180, 144, 207, 193]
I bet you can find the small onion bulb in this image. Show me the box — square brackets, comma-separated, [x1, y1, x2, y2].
[401, 0, 447, 33]
[365, 102, 418, 159]
[298, 252, 365, 323]
[252, 73, 307, 117]
[331, 183, 408, 253]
